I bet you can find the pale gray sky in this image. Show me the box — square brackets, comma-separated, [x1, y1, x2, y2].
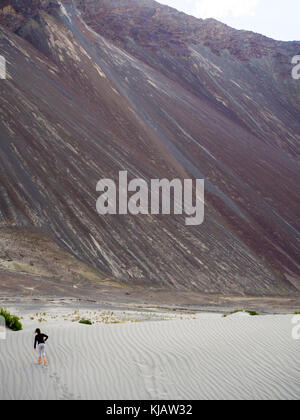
[158, 0, 300, 41]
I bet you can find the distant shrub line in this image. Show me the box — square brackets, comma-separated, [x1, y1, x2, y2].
[223, 309, 259, 318]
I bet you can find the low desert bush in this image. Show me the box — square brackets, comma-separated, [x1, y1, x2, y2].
[0, 308, 23, 331]
[79, 318, 92, 325]
[223, 309, 259, 318]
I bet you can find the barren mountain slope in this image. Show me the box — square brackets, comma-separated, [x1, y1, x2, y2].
[0, 0, 299, 297]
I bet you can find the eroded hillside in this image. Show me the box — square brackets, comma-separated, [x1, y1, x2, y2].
[0, 0, 299, 298]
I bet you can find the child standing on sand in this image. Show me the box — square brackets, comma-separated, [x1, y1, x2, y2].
[34, 328, 48, 366]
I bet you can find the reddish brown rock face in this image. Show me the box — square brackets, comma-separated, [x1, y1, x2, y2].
[0, 0, 299, 298]
[75, 0, 298, 59]
[0, 0, 60, 31]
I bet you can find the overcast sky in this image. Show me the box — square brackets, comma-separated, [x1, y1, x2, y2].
[158, 0, 300, 41]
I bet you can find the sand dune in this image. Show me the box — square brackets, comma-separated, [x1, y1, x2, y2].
[0, 312, 299, 400]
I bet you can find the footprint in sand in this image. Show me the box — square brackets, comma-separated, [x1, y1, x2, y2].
[49, 371, 81, 400]
[135, 358, 169, 399]
[50, 372, 60, 384]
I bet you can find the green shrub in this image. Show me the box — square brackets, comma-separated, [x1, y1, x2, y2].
[0, 308, 23, 331]
[245, 310, 259, 316]
[223, 309, 259, 318]
[79, 318, 92, 325]
[295, 312, 300, 315]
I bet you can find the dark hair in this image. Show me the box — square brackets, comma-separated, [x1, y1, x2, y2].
[35, 328, 41, 334]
